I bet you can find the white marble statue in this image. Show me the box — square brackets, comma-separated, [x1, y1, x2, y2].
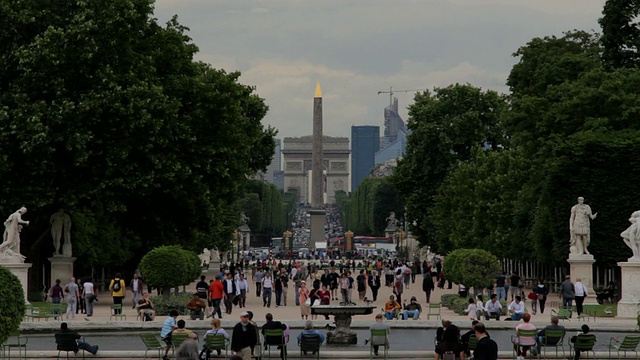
[241, 212, 250, 225]
[0, 207, 29, 262]
[569, 197, 597, 256]
[50, 209, 72, 256]
[199, 248, 211, 264]
[385, 211, 399, 228]
[621, 211, 640, 260]
[210, 249, 220, 262]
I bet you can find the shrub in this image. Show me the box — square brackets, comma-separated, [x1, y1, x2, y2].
[139, 245, 201, 297]
[150, 293, 192, 316]
[444, 249, 501, 293]
[440, 294, 459, 309]
[0, 266, 25, 344]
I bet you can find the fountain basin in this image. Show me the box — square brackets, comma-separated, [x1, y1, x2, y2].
[311, 305, 376, 344]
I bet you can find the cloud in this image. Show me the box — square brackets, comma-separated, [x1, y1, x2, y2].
[153, 0, 604, 139]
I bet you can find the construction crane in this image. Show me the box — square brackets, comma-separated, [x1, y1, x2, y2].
[377, 86, 426, 108]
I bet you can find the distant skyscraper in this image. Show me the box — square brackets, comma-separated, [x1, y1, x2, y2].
[376, 97, 410, 165]
[351, 125, 380, 191]
[264, 138, 282, 185]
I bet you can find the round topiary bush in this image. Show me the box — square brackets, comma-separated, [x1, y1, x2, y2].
[139, 245, 201, 298]
[444, 248, 501, 293]
[0, 266, 25, 344]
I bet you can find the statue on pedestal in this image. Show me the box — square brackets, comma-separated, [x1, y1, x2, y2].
[50, 209, 72, 256]
[569, 197, 597, 256]
[385, 212, 399, 228]
[621, 211, 640, 260]
[0, 207, 29, 262]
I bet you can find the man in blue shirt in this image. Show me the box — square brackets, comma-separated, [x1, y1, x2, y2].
[160, 310, 178, 360]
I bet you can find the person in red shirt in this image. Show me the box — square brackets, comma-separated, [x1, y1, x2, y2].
[208, 278, 224, 319]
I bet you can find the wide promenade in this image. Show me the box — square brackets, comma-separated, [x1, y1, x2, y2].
[17, 272, 639, 359]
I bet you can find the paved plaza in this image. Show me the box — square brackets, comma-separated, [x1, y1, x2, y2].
[17, 272, 639, 359]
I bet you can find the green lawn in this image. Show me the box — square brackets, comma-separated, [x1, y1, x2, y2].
[582, 303, 617, 317]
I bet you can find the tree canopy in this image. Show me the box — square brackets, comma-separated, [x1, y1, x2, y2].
[0, 0, 275, 272]
[138, 245, 201, 295]
[392, 1, 640, 266]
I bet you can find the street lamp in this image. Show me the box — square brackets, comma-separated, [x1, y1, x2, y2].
[283, 230, 293, 253]
[345, 230, 354, 252]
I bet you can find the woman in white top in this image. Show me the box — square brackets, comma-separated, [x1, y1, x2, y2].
[574, 277, 588, 316]
[465, 298, 477, 320]
[83, 278, 95, 316]
[475, 295, 485, 320]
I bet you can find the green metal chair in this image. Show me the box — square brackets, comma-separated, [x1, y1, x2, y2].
[570, 334, 596, 360]
[551, 308, 572, 321]
[109, 304, 127, 321]
[467, 334, 478, 353]
[171, 332, 191, 354]
[140, 333, 167, 360]
[263, 328, 287, 359]
[3, 331, 28, 359]
[511, 329, 537, 360]
[205, 333, 228, 359]
[55, 333, 85, 359]
[298, 333, 321, 359]
[47, 304, 63, 320]
[369, 328, 389, 360]
[538, 329, 566, 359]
[609, 335, 640, 360]
[427, 302, 441, 320]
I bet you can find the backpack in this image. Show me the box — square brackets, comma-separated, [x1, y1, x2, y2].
[113, 279, 122, 292]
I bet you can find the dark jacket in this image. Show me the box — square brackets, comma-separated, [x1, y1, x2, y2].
[423, 276, 435, 292]
[368, 275, 381, 289]
[231, 322, 258, 352]
[474, 336, 498, 360]
[262, 320, 287, 345]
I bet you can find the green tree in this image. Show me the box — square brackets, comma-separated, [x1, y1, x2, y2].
[444, 249, 501, 292]
[392, 84, 508, 249]
[0, 0, 275, 271]
[0, 266, 25, 344]
[599, 0, 640, 68]
[431, 148, 533, 256]
[138, 245, 201, 298]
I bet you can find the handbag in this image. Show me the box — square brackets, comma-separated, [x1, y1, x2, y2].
[312, 299, 321, 306]
[537, 294, 544, 300]
[304, 298, 311, 306]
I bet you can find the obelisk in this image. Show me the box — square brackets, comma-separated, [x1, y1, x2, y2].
[309, 82, 326, 251]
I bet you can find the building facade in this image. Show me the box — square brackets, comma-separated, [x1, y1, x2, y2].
[376, 97, 410, 165]
[282, 136, 350, 204]
[351, 125, 380, 192]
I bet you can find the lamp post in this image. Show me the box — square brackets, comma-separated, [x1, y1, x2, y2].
[283, 230, 293, 254]
[232, 230, 239, 263]
[345, 230, 354, 252]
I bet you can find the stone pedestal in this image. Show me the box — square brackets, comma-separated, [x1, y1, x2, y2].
[309, 209, 326, 251]
[566, 254, 597, 305]
[2, 262, 32, 304]
[49, 256, 76, 286]
[617, 260, 640, 318]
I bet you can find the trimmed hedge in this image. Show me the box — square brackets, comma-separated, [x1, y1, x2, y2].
[150, 293, 192, 316]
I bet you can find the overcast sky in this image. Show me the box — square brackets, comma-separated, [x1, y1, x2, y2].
[154, 0, 604, 139]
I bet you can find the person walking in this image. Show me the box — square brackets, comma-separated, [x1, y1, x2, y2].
[223, 273, 237, 315]
[83, 278, 95, 317]
[50, 279, 63, 318]
[236, 273, 249, 308]
[534, 279, 549, 314]
[209, 277, 224, 319]
[262, 271, 273, 307]
[422, 273, 435, 303]
[574, 278, 588, 316]
[561, 275, 575, 309]
[356, 270, 367, 300]
[65, 277, 79, 320]
[76, 279, 85, 315]
[130, 273, 143, 309]
[254, 268, 264, 297]
[368, 270, 381, 302]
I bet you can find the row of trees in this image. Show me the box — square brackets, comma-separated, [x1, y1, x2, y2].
[235, 180, 298, 238]
[393, 0, 640, 265]
[0, 0, 276, 274]
[335, 178, 404, 236]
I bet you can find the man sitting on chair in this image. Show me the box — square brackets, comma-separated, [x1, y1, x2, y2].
[402, 296, 422, 320]
[297, 320, 325, 355]
[57, 322, 99, 355]
[187, 292, 207, 320]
